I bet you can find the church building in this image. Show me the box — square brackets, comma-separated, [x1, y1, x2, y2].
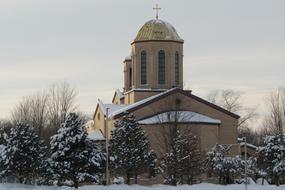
[91, 15, 240, 157]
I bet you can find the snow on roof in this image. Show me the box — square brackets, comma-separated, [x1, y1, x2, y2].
[98, 99, 128, 116]
[87, 129, 105, 141]
[124, 88, 167, 94]
[124, 52, 132, 61]
[116, 89, 124, 99]
[110, 88, 178, 118]
[84, 120, 94, 129]
[240, 142, 257, 150]
[124, 55, 132, 61]
[138, 111, 221, 125]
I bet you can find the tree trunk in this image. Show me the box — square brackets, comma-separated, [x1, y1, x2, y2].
[74, 180, 79, 189]
[134, 168, 138, 184]
[187, 175, 190, 185]
[276, 176, 280, 186]
[126, 171, 131, 185]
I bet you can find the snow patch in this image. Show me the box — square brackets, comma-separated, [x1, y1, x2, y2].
[0, 183, 284, 190]
[87, 129, 105, 141]
[138, 111, 221, 125]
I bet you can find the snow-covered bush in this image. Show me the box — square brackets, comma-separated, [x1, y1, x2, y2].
[206, 144, 240, 184]
[50, 113, 105, 188]
[237, 156, 267, 184]
[113, 176, 124, 184]
[110, 113, 156, 185]
[256, 177, 269, 185]
[256, 134, 285, 185]
[0, 123, 46, 184]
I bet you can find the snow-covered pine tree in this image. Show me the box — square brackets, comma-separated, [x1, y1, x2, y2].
[37, 158, 57, 185]
[237, 156, 261, 184]
[0, 125, 7, 145]
[160, 130, 202, 185]
[176, 132, 203, 184]
[0, 122, 46, 184]
[206, 144, 240, 184]
[160, 147, 178, 185]
[0, 126, 8, 182]
[256, 134, 285, 186]
[50, 113, 104, 188]
[110, 113, 155, 185]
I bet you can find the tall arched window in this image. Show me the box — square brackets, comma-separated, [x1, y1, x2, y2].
[141, 51, 147, 84]
[158, 50, 165, 84]
[175, 51, 179, 85]
[129, 68, 132, 88]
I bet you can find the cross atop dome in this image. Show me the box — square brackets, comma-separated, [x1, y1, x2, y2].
[153, 4, 161, 20]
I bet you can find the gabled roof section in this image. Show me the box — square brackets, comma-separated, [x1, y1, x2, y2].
[98, 99, 128, 117]
[111, 88, 178, 118]
[111, 88, 240, 119]
[112, 89, 125, 103]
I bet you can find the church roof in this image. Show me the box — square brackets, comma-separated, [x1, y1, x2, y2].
[98, 99, 127, 116]
[133, 19, 183, 43]
[138, 111, 221, 125]
[111, 88, 240, 119]
[110, 88, 177, 118]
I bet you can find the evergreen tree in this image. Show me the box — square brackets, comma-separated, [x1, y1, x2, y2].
[50, 113, 104, 188]
[206, 144, 240, 184]
[237, 156, 260, 184]
[0, 126, 8, 182]
[257, 134, 285, 185]
[160, 131, 202, 185]
[0, 123, 46, 184]
[177, 132, 203, 184]
[110, 113, 155, 185]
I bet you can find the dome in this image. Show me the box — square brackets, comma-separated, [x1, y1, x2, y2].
[133, 19, 183, 43]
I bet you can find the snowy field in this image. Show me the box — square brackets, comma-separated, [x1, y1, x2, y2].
[1, 183, 285, 190]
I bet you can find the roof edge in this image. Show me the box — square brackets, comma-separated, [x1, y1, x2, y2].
[131, 39, 184, 45]
[112, 88, 240, 120]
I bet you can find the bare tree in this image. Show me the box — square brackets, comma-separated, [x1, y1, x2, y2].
[262, 87, 285, 135]
[46, 82, 78, 135]
[11, 82, 78, 140]
[146, 97, 192, 156]
[11, 91, 48, 139]
[0, 119, 13, 144]
[206, 89, 258, 132]
[142, 96, 205, 184]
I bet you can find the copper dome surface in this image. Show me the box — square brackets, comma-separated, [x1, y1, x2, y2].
[134, 19, 183, 43]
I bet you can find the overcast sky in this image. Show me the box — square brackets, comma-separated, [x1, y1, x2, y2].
[0, 0, 285, 128]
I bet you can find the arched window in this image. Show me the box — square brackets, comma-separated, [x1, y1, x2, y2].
[129, 68, 132, 88]
[158, 50, 165, 84]
[175, 51, 179, 85]
[141, 51, 147, 84]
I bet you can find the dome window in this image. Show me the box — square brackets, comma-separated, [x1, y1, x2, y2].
[158, 50, 165, 84]
[141, 51, 147, 85]
[175, 51, 179, 85]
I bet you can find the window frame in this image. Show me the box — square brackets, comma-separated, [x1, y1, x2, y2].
[141, 51, 147, 85]
[158, 50, 166, 85]
[175, 51, 179, 85]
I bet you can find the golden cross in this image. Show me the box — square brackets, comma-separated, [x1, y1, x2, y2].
[153, 4, 161, 19]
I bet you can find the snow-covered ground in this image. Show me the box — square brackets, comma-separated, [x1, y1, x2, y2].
[0, 183, 284, 190]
